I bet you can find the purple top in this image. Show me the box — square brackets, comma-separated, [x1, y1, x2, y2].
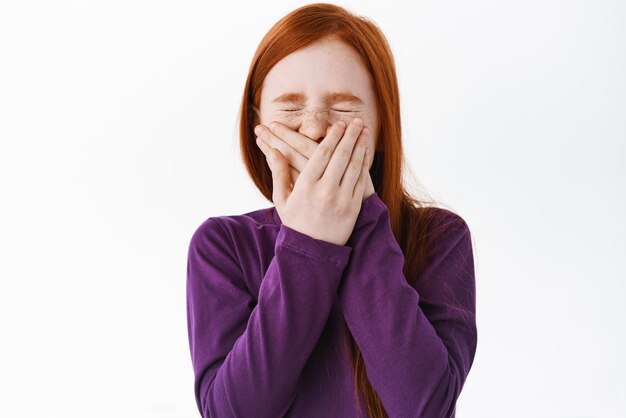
[186, 192, 477, 417]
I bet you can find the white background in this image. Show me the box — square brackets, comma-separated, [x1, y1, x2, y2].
[1, 1, 624, 417]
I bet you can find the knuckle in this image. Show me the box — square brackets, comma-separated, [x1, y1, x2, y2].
[305, 141, 317, 157]
[336, 199, 352, 216]
[318, 144, 333, 160]
[349, 158, 361, 172]
[319, 189, 336, 205]
[336, 147, 351, 160]
[293, 141, 307, 156]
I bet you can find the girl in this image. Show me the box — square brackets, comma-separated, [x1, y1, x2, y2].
[187, 3, 477, 417]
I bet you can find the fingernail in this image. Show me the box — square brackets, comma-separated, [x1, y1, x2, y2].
[254, 125, 262, 135]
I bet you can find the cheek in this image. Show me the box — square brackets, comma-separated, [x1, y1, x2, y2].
[362, 131, 377, 150]
[271, 114, 300, 131]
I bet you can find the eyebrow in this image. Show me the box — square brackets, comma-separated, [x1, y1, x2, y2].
[271, 92, 365, 106]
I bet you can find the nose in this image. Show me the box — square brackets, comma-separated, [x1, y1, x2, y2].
[298, 111, 331, 143]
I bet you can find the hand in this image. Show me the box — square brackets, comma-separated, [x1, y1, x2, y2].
[254, 121, 376, 202]
[255, 118, 371, 246]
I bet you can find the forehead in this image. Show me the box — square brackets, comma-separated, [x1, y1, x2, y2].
[261, 38, 374, 100]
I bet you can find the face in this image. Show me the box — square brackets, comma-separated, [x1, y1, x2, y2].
[256, 36, 380, 168]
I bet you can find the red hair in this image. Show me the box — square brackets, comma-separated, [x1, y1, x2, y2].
[238, 3, 456, 417]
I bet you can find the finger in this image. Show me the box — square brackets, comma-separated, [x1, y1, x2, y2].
[255, 124, 309, 173]
[267, 121, 318, 159]
[266, 147, 290, 206]
[289, 166, 300, 187]
[322, 118, 364, 185]
[339, 125, 368, 191]
[353, 146, 370, 199]
[256, 136, 301, 186]
[299, 121, 347, 182]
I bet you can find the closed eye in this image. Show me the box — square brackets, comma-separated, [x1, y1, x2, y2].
[279, 108, 358, 113]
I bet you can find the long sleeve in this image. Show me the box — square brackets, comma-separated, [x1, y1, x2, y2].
[186, 217, 353, 418]
[338, 193, 477, 418]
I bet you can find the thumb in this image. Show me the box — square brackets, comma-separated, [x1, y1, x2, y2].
[267, 148, 289, 206]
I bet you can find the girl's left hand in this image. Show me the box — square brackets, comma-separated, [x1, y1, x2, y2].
[254, 121, 376, 201]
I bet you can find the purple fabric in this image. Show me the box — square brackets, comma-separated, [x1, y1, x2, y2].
[186, 192, 477, 417]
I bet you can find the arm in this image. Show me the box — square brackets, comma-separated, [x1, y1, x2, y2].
[338, 193, 477, 418]
[186, 217, 352, 418]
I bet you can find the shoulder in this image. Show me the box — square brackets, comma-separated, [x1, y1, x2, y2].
[187, 205, 278, 291]
[432, 207, 470, 234]
[413, 204, 470, 232]
[188, 205, 277, 261]
[416, 206, 472, 260]
[191, 205, 275, 239]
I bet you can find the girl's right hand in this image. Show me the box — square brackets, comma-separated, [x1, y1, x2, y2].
[265, 118, 371, 246]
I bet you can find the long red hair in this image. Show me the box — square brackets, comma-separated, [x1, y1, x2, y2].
[239, 3, 456, 417]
